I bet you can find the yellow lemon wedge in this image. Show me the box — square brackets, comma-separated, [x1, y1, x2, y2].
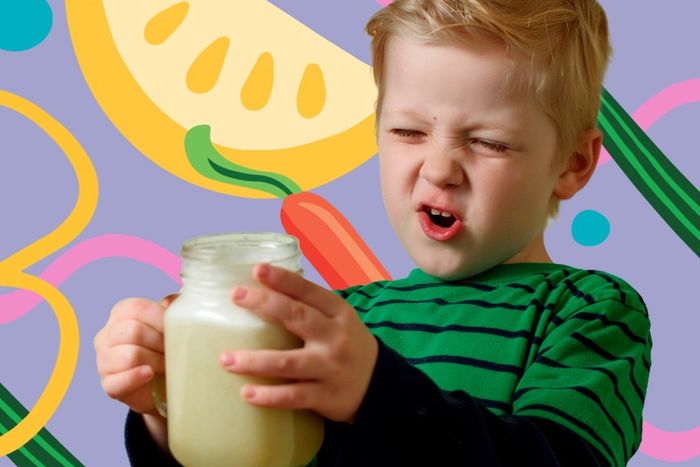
[66, 0, 377, 198]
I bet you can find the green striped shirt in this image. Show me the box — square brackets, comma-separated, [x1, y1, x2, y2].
[338, 263, 651, 466]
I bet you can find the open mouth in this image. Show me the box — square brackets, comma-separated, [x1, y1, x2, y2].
[418, 205, 463, 241]
[424, 207, 457, 228]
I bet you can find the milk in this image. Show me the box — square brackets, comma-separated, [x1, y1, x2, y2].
[156, 232, 324, 467]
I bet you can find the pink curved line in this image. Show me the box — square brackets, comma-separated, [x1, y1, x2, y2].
[599, 78, 700, 166]
[641, 421, 700, 462]
[0, 234, 181, 324]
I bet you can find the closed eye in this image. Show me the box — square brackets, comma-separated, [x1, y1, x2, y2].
[474, 139, 509, 153]
[390, 128, 423, 138]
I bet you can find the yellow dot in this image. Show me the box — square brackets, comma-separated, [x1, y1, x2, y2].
[144, 2, 189, 45]
[240, 52, 274, 111]
[186, 36, 230, 94]
[297, 63, 325, 119]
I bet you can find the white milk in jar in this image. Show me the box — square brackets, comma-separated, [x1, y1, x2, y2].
[157, 232, 324, 467]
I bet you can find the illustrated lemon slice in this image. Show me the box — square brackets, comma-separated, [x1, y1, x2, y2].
[66, 0, 377, 198]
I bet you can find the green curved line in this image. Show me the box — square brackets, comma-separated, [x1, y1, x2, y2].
[601, 91, 700, 214]
[0, 383, 81, 466]
[208, 159, 293, 196]
[185, 124, 301, 198]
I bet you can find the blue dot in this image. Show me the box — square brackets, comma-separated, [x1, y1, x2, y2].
[0, 0, 53, 51]
[572, 210, 610, 246]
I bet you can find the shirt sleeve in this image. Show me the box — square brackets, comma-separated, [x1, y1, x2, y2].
[511, 298, 652, 466]
[338, 293, 651, 467]
[124, 410, 182, 466]
[316, 338, 613, 466]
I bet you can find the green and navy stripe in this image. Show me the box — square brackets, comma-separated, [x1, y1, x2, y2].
[339, 263, 650, 466]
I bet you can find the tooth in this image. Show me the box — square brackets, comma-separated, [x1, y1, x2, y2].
[440, 211, 452, 217]
[430, 208, 441, 216]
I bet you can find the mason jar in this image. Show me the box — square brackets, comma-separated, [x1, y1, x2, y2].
[154, 232, 324, 467]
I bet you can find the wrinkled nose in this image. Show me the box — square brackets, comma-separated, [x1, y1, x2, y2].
[418, 144, 465, 188]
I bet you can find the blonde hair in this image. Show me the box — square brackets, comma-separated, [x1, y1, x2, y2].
[366, 0, 612, 217]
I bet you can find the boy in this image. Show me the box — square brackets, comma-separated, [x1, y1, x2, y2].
[94, 0, 651, 465]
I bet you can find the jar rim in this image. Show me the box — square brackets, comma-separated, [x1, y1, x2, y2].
[181, 232, 300, 267]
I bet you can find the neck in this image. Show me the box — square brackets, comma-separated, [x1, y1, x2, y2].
[504, 233, 552, 264]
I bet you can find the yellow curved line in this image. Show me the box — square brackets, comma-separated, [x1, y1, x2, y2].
[0, 90, 98, 273]
[0, 274, 79, 456]
[0, 90, 97, 456]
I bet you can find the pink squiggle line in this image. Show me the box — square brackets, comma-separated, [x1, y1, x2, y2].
[600, 79, 700, 166]
[641, 421, 700, 462]
[0, 234, 181, 324]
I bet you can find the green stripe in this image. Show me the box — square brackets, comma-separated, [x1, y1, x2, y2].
[597, 111, 700, 251]
[600, 94, 700, 219]
[597, 88, 700, 256]
[0, 418, 43, 466]
[601, 89, 700, 213]
[0, 384, 81, 466]
[0, 398, 70, 467]
[598, 110, 697, 251]
[599, 107, 689, 225]
[600, 101, 698, 225]
[598, 114, 699, 252]
[0, 394, 56, 466]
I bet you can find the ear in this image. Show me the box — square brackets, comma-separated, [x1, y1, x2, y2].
[553, 127, 602, 201]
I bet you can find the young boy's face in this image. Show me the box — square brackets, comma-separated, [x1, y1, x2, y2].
[377, 36, 564, 279]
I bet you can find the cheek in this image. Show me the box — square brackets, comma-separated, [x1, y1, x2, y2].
[476, 167, 545, 215]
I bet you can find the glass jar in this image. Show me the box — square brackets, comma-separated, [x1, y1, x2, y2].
[157, 232, 324, 467]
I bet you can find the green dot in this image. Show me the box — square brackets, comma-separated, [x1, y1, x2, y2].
[572, 210, 610, 246]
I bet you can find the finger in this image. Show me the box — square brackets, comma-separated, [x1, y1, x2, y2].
[97, 344, 165, 377]
[159, 293, 179, 308]
[240, 382, 317, 411]
[108, 298, 166, 334]
[252, 264, 343, 317]
[105, 319, 164, 353]
[220, 348, 328, 380]
[101, 365, 153, 401]
[232, 285, 331, 340]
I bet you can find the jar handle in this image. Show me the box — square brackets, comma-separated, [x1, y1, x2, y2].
[151, 372, 167, 418]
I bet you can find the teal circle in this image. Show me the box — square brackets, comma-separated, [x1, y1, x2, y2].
[0, 0, 53, 51]
[571, 210, 610, 246]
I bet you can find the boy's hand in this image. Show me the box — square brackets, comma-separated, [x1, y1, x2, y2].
[220, 264, 379, 424]
[94, 295, 176, 415]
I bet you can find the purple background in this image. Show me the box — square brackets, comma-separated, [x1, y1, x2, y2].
[1, 1, 698, 465]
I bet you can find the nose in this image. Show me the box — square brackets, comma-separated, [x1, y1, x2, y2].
[418, 141, 465, 188]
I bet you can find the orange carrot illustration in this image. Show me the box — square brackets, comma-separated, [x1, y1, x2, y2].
[281, 192, 392, 289]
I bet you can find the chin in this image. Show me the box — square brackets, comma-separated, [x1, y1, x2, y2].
[413, 254, 476, 280]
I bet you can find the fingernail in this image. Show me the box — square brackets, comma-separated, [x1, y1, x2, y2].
[139, 366, 152, 378]
[233, 286, 248, 301]
[242, 386, 256, 399]
[257, 264, 270, 279]
[220, 353, 236, 367]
